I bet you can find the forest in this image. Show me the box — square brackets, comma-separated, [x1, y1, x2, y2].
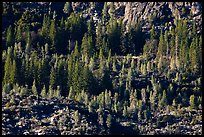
[2, 2, 202, 135]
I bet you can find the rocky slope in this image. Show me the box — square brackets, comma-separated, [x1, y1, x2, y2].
[2, 2, 202, 35]
[69, 2, 202, 34]
[2, 92, 202, 135]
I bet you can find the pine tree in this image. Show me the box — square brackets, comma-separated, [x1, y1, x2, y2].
[48, 85, 54, 99]
[68, 86, 74, 99]
[40, 85, 47, 98]
[164, 30, 169, 56]
[32, 80, 38, 96]
[150, 25, 156, 39]
[127, 68, 132, 82]
[6, 25, 14, 47]
[81, 33, 89, 56]
[63, 2, 72, 15]
[49, 67, 56, 89]
[102, 2, 108, 25]
[98, 112, 104, 126]
[138, 111, 141, 122]
[3, 48, 12, 84]
[74, 110, 80, 126]
[109, 2, 114, 19]
[20, 85, 28, 97]
[157, 30, 164, 58]
[88, 101, 93, 113]
[123, 105, 127, 117]
[157, 56, 163, 73]
[159, 90, 168, 109]
[41, 14, 50, 37]
[25, 25, 31, 55]
[96, 22, 103, 51]
[89, 57, 95, 71]
[112, 58, 117, 72]
[170, 28, 175, 57]
[106, 114, 112, 128]
[49, 19, 56, 52]
[55, 86, 61, 98]
[16, 25, 22, 42]
[190, 95, 196, 109]
[73, 41, 79, 59]
[198, 36, 202, 65]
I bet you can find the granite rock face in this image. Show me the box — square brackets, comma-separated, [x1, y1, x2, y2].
[69, 2, 202, 33]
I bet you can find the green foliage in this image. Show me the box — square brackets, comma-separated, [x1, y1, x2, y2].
[32, 80, 38, 96]
[20, 86, 28, 97]
[150, 25, 156, 39]
[190, 95, 196, 109]
[40, 85, 47, 98]
[49, 19, 56, 52]
[6, 25, 14, 47]
[63, 2, 72, 15]
[106, 114, 112, 128]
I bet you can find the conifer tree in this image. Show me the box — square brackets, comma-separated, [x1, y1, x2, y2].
[48, 85, 54, 99]
[41, 14, 50, 37]
[159, 90, 168, 109]
[123, 105, 127, 117]
[102, 2, 108, 25]
[50, 67, 57, 89]
[63, 2, 72, 15]
[40, 85, 47, 98]
[16, 25, 22, 42]
[49, 19, 56, 52]
[3, 51, 12, 84]
[32, 80, 38, 96]
[106, 114, 112, 128]
[157, 30, 164, 58]
[150, 25, 156, 39]
[164, 30, 169, 56]
[25, 26, 31, 54]
[96, 22, 103, 51]
[190, 95, 196, 109]
[6, 25, 14, 47]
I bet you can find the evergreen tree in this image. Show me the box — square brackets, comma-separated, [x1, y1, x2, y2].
[63, 2, 72, 15]
[190, 95, 196, 109]
[40, 85, 47, 98]
[150, 25, 156, 39]
[170, 28, 175, 57]
[96, 22, 103, 51]
[164, 30, 169, 56]
[50, 67, 57, 89]
[89, 57, 95, 71]
[109, 2, 114, 19]
[74, 110, 80, 126]
[48, 85, 54, 99]
[41, 14, 50, 38]
[68, 86, 74, 99]
[159, 90, 168, 109]
[16, 25, 22, 42]
[6, 25, 14, 47]
[49, 19, 56, 52]
[157, 30, 165, 58]
[98, 112, 104, 126]
[106, 114, 112, 128]
[102, 2, 108, 25]
[123, 105, 127, 117]
[3, 50, 12, 84]
[32, 80, 38, 96]
[25, 26, 31, 55]
[20, 85, 28, 97]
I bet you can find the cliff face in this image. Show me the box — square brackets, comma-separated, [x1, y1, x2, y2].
[70, 2, 202, 34]
[2, 2, 202, 35]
